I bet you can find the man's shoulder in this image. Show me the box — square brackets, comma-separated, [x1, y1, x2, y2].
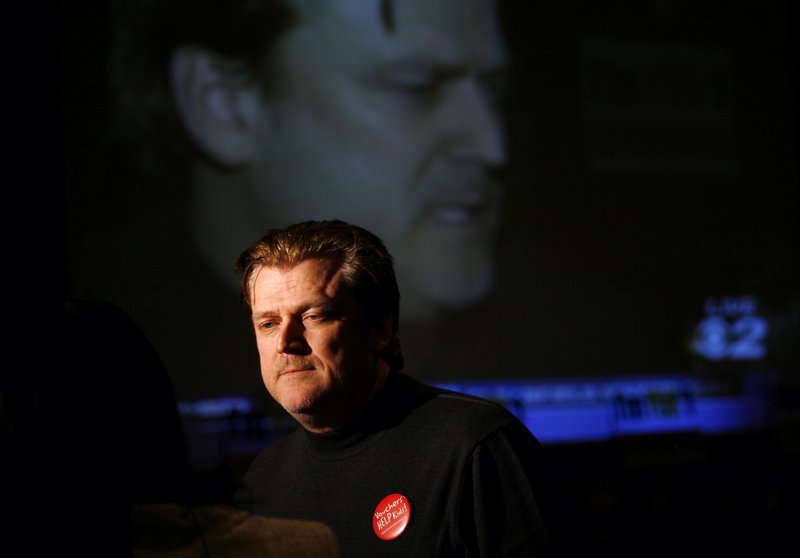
[397, 374, 523, 438]
[401, 374, 514, 412]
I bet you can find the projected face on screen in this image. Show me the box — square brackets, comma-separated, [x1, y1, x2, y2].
[174, 0, 508, 321]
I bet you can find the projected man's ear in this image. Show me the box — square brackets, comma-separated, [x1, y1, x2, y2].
[170, 47, 263, 168]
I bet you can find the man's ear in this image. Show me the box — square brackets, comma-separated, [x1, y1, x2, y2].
[169, 47, 265, 167]
[371, 313, 393, 352]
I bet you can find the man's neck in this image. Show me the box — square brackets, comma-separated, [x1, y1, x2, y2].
[295, 365, 392, 434]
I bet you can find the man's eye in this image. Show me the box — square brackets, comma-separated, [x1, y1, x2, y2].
[390, 79, 441, 96]
[304, 311, 339, 326]
[260, 321, 276, 331]
[375, 68, 447, 100]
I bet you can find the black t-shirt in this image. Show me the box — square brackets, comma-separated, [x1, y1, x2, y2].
[236, 373, 580, 557]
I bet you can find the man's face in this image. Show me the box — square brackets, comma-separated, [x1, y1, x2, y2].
[249, 258, 388, 430]
[246, 0, 508, 319]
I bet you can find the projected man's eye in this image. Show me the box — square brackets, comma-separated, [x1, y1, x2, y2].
[389, 76, 442, 95]
[370, 68, 449, 110]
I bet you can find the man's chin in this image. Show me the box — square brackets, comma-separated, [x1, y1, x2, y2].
[274, 387, 321, 416]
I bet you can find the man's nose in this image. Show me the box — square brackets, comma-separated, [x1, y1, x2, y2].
[276, 319, 308, 355]
[441, 78, 507, 167]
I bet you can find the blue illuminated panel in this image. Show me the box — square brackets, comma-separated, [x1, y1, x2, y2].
[435, 373, 772, 443]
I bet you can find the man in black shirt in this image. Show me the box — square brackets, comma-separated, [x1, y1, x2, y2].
[234, 220, 579, 557]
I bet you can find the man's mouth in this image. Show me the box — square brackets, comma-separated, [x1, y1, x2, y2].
[277, 363, 316, 376]
[414, 168, 504, 236]
[423, 185, 502, 233]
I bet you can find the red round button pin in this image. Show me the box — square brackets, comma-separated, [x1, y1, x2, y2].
[372, 493, 412, 541]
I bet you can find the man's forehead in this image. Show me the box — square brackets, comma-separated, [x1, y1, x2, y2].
[250, 259, 341, 300]
[288, 0, 506, 67]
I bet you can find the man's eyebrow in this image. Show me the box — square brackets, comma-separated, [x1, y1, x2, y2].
[251, 309, 277, 322]
[251, 299, 335, 320]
